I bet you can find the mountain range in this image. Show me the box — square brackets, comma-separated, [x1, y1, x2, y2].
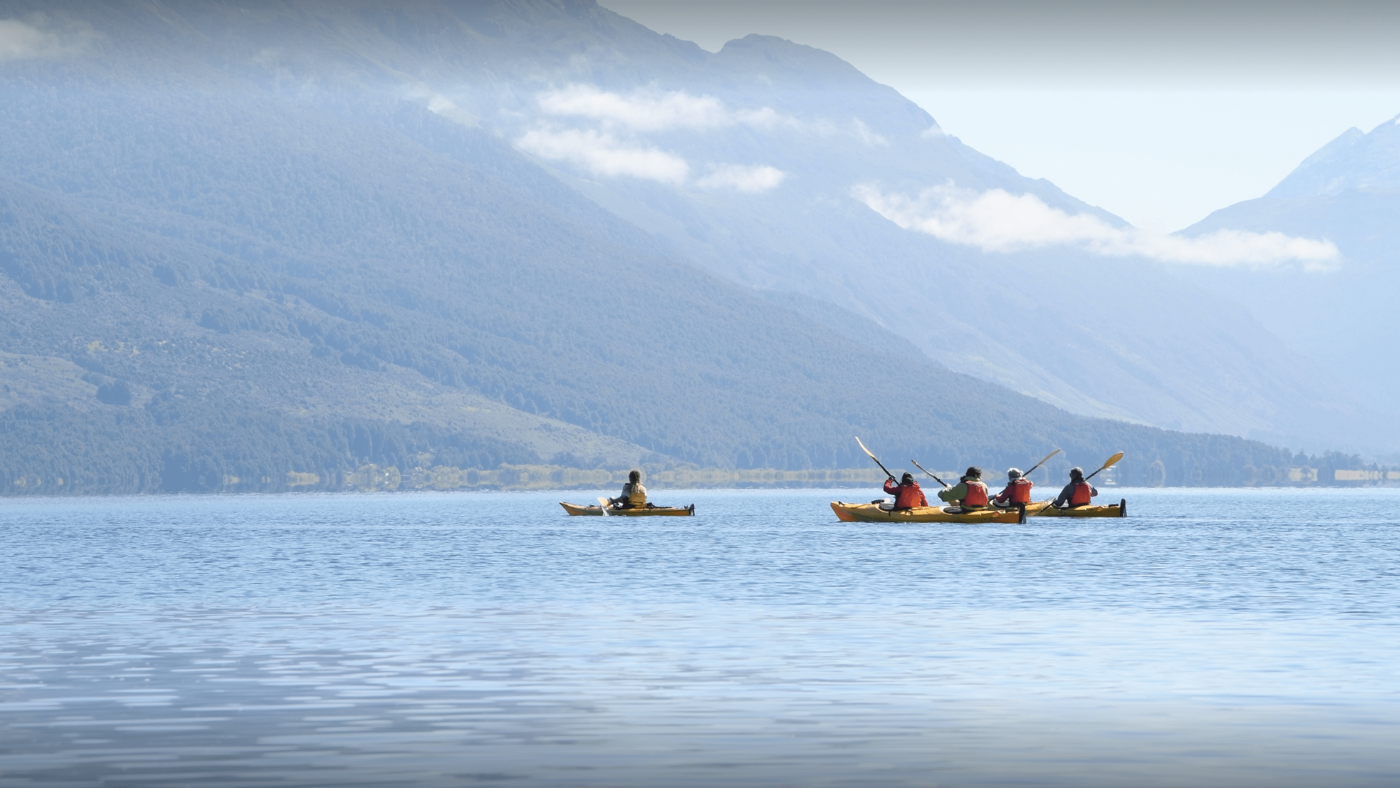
[0, 0, 1385, 494]
[1179, 115, 1400, 459]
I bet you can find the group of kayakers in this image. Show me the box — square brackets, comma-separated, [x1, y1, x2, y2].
[884, 465, 1097, 512]
[604, 464, 1099, 513]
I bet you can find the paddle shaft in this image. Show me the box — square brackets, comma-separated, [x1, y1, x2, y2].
[910, 459, 949, 488]
[1022, 448, 1061, 478]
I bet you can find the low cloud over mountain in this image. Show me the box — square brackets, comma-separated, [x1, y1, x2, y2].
[855, 183, 1339, 268]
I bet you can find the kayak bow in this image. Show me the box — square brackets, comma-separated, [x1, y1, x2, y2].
[1035, 498, 1128, 518]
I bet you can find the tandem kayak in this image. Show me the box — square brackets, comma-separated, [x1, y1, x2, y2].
[830, 500, 1052, 524]
[1035, 499, 1127, 518]
[560, 502, 696, 517]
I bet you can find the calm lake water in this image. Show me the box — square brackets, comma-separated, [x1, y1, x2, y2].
[2, 487, 1398, 787]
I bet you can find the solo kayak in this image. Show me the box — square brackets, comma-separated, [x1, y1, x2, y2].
[560, 502, 695, 517]
[830, 500, 1051, 523]
[1035, 499, 1127, 518]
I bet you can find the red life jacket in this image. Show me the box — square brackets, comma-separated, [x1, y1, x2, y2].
[1008, 478, 1033, 504]
[1069, 481, 1093, 506]
[962, 480, 989, 506]
[884, 478, 927, 509]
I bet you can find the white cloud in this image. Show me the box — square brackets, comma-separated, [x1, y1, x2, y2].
[696, 165, 786, 193]
[425, 93, 478, 128]
[852, 118, 888, 147]
[854, 183, 1340, 269]
[0, 18, 92, 62]
[734, 106, 784, 128]
[516, 128, 689, 184]
[539, 85, 725, 131]
[537, 85, 788, 132]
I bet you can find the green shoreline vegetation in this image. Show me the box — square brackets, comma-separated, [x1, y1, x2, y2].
[6, 457, 1397, 497]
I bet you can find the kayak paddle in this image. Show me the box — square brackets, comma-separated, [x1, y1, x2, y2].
[597, 496, 612, 516]
[1022, 448, 1061, 478]
[1084, 451, 1125, 482]
[910, 459, 950, 488]
[855, 437, 896, 479]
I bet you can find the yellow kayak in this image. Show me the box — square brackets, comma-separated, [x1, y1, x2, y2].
[560, 502, 695, 517]
[830, 500, 1052, 524]
[1035, 499, 1127, 518]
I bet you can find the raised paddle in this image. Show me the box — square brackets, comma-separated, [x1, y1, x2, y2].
[1023, 448, 1062, 478]
[597, 496, 612, 516]
[909, 459, 950, 488]
[855, 437, 896, 480]
[1084, 451, 1125, 482]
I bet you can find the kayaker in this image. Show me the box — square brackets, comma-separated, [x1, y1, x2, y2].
[938, 466, 990, 511]
[992, 468, 1034, 509]
[609, 469, 647, 509]
[883, 472, 928, 510]
[1053, 467, 1098, 508]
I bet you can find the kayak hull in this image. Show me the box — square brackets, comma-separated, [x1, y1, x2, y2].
[560, 502, 695, 516]
[1035, 499, 1127, 518]
[830, 500, 1051, 523]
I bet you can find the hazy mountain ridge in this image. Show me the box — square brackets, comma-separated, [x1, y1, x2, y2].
[1267, 117, 1400, 198]
[1180, 114, 1400, 451]
[0, 0, 1376, 494]
[265, 0, 1367, 452]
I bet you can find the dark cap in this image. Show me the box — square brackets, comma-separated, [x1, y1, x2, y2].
[1069, 466, 1084, 479]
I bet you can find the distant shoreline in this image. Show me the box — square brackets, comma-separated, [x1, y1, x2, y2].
[5, 463, 1399, 498]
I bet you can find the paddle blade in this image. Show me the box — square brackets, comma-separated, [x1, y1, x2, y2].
[597, 496, 612, 516]
[855, 436, 877, 460]
[1084, 451, 1126, 482]
[855, 437, 893, 478]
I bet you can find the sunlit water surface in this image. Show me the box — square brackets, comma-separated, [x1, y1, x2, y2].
[2, 488, 1398, 787]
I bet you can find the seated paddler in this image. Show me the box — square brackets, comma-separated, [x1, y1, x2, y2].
[883, 472, 928, 510]
[608, 469, 647, 509]
[1052, 467, 1098, 508]
[992, 467, 1034, 509]
[938, 466, 989, 511]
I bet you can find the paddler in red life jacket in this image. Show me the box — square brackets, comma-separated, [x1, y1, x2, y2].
[1052, 467, 1098, 509]
[992, 468, 1034, 509]
[883, 472, 928, 510]
[938, 466, 990, 512]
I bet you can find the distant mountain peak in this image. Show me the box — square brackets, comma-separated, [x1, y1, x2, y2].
[1266, 116, 1400, 199]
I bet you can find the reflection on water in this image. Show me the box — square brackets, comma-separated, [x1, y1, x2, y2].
[2, 488, 1398, 786]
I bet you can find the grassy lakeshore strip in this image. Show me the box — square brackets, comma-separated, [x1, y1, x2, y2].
[338, 465, 908, 492]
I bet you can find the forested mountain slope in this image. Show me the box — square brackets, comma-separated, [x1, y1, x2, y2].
[0, 0, 1350, 493]
[236, 0, 1367, 451]
[0, 0, 1367, 453]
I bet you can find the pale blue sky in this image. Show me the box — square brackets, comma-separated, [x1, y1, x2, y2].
[599, 0, 1400, 231]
